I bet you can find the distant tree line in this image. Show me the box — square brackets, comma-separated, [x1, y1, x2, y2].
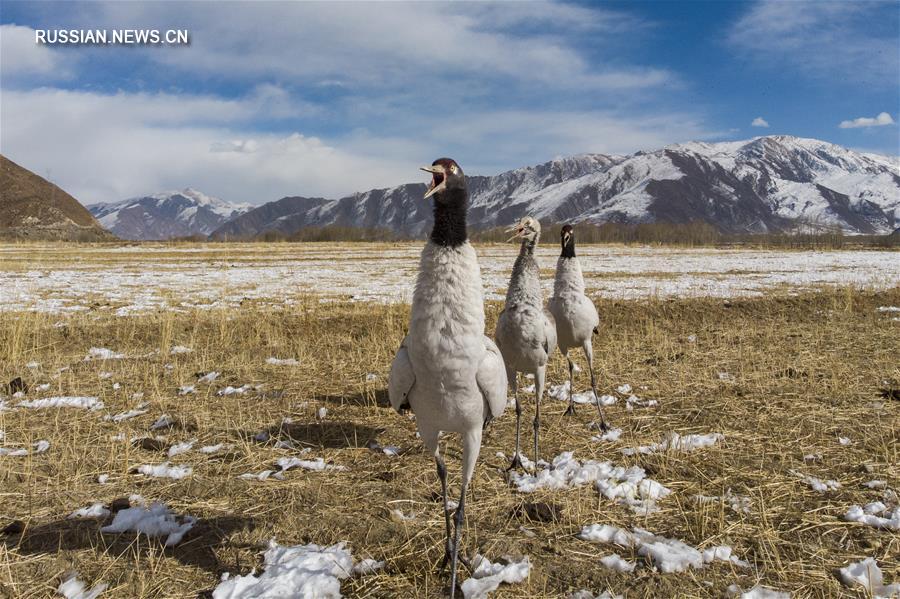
[166, 222, 899, 249]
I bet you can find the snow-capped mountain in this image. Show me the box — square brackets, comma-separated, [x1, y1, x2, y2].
[89, 189, 251, 240]
[212, 136, 899, 238]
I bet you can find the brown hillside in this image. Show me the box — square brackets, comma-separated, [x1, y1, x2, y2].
[0, 155, 114, 240]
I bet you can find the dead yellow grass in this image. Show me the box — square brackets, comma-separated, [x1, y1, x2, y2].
[1, 280, 898, 598]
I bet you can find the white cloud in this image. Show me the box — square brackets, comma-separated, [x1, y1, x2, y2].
[0, 24, 75, 80]
[751, 117, 770, 128]
[729, 1, 899, 86]
[839, 112, 895, 129]
[40, 2, 672, 93]
[0, 86, 718, 206]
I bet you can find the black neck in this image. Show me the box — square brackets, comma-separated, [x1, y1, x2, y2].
[520, 238, 536, 255]
[561, 241, 575, 258]
[430, 188, 468, 247]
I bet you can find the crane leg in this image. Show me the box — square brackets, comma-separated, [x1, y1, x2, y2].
[448, 482, 467, 599]
[563, 352, 577, 416]
[584, 340, 609, 431]
[534, 366, 545, 468]
[506, 371, 524, 471]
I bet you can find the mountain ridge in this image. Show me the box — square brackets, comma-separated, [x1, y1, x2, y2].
[89, 189, 251, 240]
[211, 135, 898, 239]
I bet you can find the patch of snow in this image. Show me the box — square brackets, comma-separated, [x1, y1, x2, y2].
[838, 557, 900, 597]
[877, 306, 900, 312]
[591, 428, 623, 443]
[213, 539, 379, 598]
[726, 584, 791, 598]
[136, 462, 193, 480]
[600, 553, 635, 572]
[838, 436, 851, 445]
[461, 554, 531, 599]
[365, 373, 378, 381]
[57, 574, 108, 599]
[85, 347, 125, 360]
[178, 385, 196, 395]
[622, 432, 723, 456]
[616, 384, 632, 394]
[389, 509, 416, 522]
[266, 357, 299, 366]
[198, 371, 219, 383]
[217, 384, 252, 396]
[18, 396, 103, 410]
[577, 524, 750, 573]
[98, 474, 110, 484]
[844, 502, 899, 530]
[317, 407, 328, 420]
[101, 502, 196, 546]
[149, 414, 175, 430]
[26, 361, 40, 369]
[68, 503, 111, 520]
[510, 452, 670, 514]
[36, 383, 51, 392]
[694, 489, 752, 515]
[106, 406, 148, 422]
[864, 480, 888, 489]
[789, 470, 841, 492]
[200, 443, 230, 454]
[170, 345, 193, 354]
[352, 558, 384, 576]
[168, 440, 195, 457]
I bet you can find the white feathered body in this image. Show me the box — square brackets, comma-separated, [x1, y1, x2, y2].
[495, 249, 556, 374]
[389, 241, 507, 437]
[548, 256, 599, 353]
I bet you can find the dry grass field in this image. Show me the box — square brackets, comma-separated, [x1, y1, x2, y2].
[1, 243, 898, 598]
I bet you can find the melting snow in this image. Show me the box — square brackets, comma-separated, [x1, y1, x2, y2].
[694, 490, 752, 515]
[57, 574, 108, 599]
[200, 443, 230, 454]
[101, 502, 196, 546]
[266, 357, 299, 366]
[592, 428, 623, 442]
[106, 406, 148, 422]
[178, 385, 196, 395]
[168, 440, 195, 457]
[170, 345, 193, 354]
[621, 432, 723, 456]
[599, 553, 635, 572]
[726, 584, 790, 598]
[18, 396, 103, 410]
[838, 557, 900, 597]
[198, 371, 220, 383]
[85, 347, 125, 360]
[789, 470, 841, 492]
[149, 414, 175, 430]
[241, 456, 346, 481]
[217, 385, 252, 396]
[844, 502, 900, 530]
[460, 554, 531, 599]
[68, 503, 111, 520]
[136, 462, 193, 479]
[509, 452, 671, 514]
[577, 524, 749, 572]
[212, 540, 377, 598]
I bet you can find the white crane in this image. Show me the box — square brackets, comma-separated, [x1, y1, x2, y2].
[548, 224, 609, 429]
[494, 216, 556, 470]
[389, 158, 507, 598]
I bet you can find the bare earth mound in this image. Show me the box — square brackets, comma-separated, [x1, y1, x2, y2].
[0, 155, 114, 241]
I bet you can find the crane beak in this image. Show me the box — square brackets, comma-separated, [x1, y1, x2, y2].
[505, 223, 524, 242]
[421, 165, 447, 199]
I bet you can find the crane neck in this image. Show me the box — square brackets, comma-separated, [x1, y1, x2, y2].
[430, 188, 468, 247]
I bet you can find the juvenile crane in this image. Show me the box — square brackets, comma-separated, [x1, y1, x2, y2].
[495, 216, 557, 471]
[548, 224, 610, 429]
[389, 158, 507, 598]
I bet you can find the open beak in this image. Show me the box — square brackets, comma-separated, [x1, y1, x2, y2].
[505, 222, 525, 243]
[420, 165, 447, 199]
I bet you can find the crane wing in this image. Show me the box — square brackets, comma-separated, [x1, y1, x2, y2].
[388, 336, 415, 412]
[477, 336, 508, 421]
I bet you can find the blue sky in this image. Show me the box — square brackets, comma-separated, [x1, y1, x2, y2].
[1, 0, 897, 205]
